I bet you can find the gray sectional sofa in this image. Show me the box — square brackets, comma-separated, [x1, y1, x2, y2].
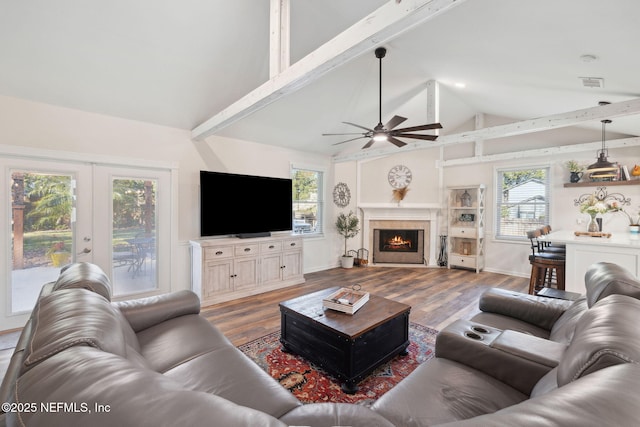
[2, 262, 640, 426]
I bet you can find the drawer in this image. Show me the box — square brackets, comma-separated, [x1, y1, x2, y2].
[235, 243, 259, 256]
[261, 241, 283, 252]
[449, 255, 477, 268]
[283, 239, 302, 251]
[203, 246, 234, 260]
[450, 227, 477, 238]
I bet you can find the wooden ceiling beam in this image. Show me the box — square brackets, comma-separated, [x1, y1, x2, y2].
[192, 0, 467, 141]
[333, 97, 640, 162]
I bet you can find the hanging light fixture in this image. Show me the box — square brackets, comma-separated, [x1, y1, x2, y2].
[587, 104, 618, 181]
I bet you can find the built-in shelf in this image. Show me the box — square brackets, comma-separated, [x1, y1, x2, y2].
[564, 180, 640, 188]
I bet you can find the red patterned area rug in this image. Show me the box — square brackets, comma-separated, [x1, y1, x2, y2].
[238, 322, 437, 405]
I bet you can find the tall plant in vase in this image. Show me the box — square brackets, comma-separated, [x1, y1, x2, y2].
[335, 211, 360, 268]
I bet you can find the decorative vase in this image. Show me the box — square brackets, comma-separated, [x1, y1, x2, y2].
[460, 190, 472, 207]
[587, 214, 599, 232]
[569, 171, 583, 183]
[630, 225, 640, 234]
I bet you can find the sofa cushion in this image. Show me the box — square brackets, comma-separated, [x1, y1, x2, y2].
[114, 290, 201, 332]
[557, 294, 640, 386]
[11, 346, 287, 427]
[281, 403, 395, 427]
[23, 288, 127, 370]
[135, 313, 232, 373]
[547, 296, 588, 343]
[164, 345, 301, 419]
[371, 358, 527, 426]
[584, 262, 640, 308]
[469, 312, 551, 338]
[52, 262, 112, 301]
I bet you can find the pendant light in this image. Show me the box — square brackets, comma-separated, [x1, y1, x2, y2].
[587, 104, 618, 181]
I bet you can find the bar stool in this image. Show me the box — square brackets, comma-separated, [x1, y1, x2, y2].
[527, 229, 566, 294]
[539, 225, 566, 253]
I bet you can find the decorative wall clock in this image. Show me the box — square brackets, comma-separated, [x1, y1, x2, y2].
[332, 182, 351, 207]
[388, 165, 412, 188]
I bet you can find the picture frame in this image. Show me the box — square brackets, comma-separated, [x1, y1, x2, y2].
[459, 213, 475, 222]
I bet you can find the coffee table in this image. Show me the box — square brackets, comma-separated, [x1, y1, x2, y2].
[279, 287, 411, 393]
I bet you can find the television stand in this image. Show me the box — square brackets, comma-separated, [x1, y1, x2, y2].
[190, 235, 305, 306]
[237, 232, 271, 239]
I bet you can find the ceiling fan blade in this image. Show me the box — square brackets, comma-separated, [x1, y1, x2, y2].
[362, 139, 375, 149]
[393, 123, 443, 133]
[384, 115, 407, 130]
[332, 136, 367, 145]
[394, 133, 439, 141]
[322, 132, 366, 136]
[343, 121, 375, 132]
[387, 136, 407, 148]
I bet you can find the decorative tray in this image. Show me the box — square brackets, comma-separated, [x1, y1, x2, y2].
[322, 287, 369, 315]
[574, 231, 612, 238]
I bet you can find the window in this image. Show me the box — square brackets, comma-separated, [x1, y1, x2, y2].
[495, 166, 550, 240]
[291, 168, 323, 235]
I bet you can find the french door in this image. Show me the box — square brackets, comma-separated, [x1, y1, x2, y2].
[2, 156, 173, 331]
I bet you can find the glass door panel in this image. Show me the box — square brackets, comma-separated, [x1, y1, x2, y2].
[10, 170, 75, 313]
[111, 177, 157, 295]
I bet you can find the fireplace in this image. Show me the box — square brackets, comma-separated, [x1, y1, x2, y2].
[359, 203, 440, 266]
[373, 229, 424, 264]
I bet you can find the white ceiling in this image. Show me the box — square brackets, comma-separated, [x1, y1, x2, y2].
[1, 0, 639, 157]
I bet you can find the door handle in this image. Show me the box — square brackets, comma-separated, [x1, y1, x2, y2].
[79, 248, 92, 254]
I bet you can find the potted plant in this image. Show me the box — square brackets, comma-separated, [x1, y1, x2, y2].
[613, 204, 640, 234]
[565, 160, 584, 183]
[47, 241, 70, 267]
[335, 211, 360, 268]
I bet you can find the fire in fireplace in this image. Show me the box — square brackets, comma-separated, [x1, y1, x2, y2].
[373, 229, 424, 264]
[379, 230, 418, 252]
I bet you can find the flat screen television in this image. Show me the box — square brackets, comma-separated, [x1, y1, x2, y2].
[200, 170, 293, 238]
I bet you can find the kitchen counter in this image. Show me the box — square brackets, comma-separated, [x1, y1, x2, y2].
[543, 230, 640, 293]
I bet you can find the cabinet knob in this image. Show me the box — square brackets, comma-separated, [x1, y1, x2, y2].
[269, 245, 275, 249]
[244, 248, 251, 252]
[290, 243, 296, 247]
[215, 251, 223, 255]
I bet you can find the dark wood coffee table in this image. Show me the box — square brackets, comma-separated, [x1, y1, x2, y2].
[279, 287, 411, 393]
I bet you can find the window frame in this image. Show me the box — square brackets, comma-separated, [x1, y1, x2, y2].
[494, 164, 551, 241]
[291, 164, 325, 237]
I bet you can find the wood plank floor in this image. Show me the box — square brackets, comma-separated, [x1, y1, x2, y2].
[202, 267, 529, 346]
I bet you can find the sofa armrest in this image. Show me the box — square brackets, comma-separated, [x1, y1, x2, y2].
[479, 288, 573, 331]
[114, 290, 201, 332]
[436, 320, 566, 395]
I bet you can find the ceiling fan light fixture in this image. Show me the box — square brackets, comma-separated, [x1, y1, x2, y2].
[373, 133, 388, 142]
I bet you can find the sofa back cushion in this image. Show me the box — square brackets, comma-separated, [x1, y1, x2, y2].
[585, 262, 640, 308]
[548, 296, 588, 343]
[53, 262, 112, 301]
[23, 288, 128, 371]
[557, 294, 640, 387]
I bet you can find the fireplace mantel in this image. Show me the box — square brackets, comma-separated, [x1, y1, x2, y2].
[358, 203, 440, 266]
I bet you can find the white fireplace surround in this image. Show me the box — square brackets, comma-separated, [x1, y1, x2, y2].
[358, 203, 440, 267]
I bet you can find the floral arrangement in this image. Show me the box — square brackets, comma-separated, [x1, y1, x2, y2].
[392, 187, 409, 202]
[579, 195, 617, 216]
[565, 160, 584, 173]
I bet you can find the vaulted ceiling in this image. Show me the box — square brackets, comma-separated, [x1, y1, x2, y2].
[1, 0, 639, 159]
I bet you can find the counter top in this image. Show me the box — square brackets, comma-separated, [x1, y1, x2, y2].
[544, 230, 640, 249]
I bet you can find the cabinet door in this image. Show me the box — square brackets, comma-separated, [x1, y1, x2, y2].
[282, 251, 302, 280]
[233, 257, 259, 290]
[261, 253, 283, 285]
[203, 260, 233, 297]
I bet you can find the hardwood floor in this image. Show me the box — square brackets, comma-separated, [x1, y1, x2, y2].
[202, 266, 529, 346]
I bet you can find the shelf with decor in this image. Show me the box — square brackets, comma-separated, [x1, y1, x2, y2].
[447, 185, 485, 273]
[564, 180, 640, 188]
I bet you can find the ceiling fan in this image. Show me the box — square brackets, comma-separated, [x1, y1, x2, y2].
[323, 47, 442, 149]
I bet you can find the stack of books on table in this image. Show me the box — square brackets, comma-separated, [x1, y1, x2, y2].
[322, 288, 370, 315]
